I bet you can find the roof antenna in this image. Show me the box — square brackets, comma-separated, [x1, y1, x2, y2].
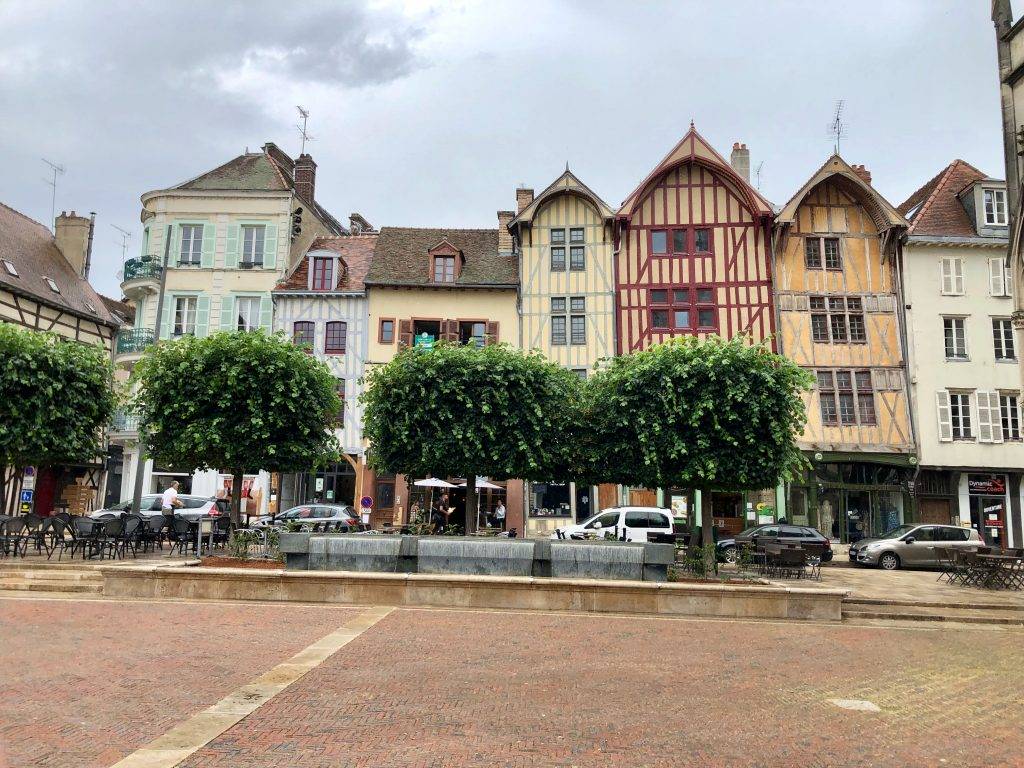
[112, 224, 132, 261]
[41, 158, 65, 232]
[754, 161, 765, 190]
[296, 106, 314, 155]
[828, 100, 846, 155]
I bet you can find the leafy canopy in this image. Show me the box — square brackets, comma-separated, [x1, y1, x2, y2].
[0, 323, 116, 468]
[133, 330, 340, 473]
[585, 336, 812, 491]
[361, 342, 582, 482]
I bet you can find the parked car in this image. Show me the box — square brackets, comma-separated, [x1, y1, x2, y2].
[849, 524, 982, 570]
[253, 503, 359, 530]
[550, 506, 674, 543]
[717, 524, 834, 563]
[90, 495, 228, 522]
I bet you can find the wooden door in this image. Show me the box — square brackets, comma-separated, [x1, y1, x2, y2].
[917, 498, 954, 526]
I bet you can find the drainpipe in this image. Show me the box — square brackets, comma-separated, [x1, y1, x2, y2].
[892, 231, 921, 520]
[84, 212, 96, 280]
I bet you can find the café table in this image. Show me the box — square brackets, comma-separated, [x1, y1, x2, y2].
[974, 553, 1022, 590]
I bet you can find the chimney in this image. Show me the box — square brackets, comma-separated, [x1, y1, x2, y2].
[730, 142, 750, 183]
[497, 210, 514, 253]
[349, 213, 375, 234]
[516, 187, 534, 214]
[294, 154, 317, 205]
[54, 211, 93, 278]
[851, 164, 872, 185]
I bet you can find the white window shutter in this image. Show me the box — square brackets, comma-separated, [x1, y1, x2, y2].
[1005, 264, 1014, 299]
[936, 391, 953, 442]
[991, 392, 1004, 444]
[954, 258, 964, 294]
[941, 258, 953, 294]
[863, 295, 879, 312]
[977, 391, 994, 443]
[990, 258, 1005, 296]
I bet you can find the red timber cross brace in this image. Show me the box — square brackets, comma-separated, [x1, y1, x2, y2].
[613, 125, 776, 354]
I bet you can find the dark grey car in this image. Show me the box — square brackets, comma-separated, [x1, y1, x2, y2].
[849, 524, 982, 570]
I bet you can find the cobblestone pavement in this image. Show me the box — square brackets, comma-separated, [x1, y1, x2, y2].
[0, 598, 362, 768]
[180, 608, 1024, 768]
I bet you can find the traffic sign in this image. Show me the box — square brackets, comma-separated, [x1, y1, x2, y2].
[360, 495, 373, 509]
[22, 466, 36, 490]
[20, 489, 33, 503]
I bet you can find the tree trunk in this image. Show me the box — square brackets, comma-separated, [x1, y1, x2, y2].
[464, 474, 478, 534]
[230, 469, 244, 528]
[700, 489, 714, 547]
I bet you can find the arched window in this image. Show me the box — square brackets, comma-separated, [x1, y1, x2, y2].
[325, 321, 347, 354]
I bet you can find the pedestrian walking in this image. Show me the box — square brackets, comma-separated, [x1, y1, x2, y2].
[161, 480, 183, 527]
[494, 500, 506, 531]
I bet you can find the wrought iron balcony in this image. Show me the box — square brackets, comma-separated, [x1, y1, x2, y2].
[115, 327, 155, 355]
[122, 257, 163, 282]
[111, 409, 140, 433]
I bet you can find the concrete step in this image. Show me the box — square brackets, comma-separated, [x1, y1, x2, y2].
[845, 597, 1024, 613]
[843, 606, 1024, 626]
[0, 569, 101, 582]
[0, 578, 103, 594]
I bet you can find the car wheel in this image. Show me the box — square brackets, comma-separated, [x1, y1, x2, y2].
[878, 552, 900, 571]
[723, 546, 738, 564]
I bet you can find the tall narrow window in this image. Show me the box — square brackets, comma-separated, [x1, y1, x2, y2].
[829, 298, 848, 342]
[823, 238, 841, 270]
[379, 319, 395, 344]
[651, 230, 668, 254]
[241, 225, 265, 266]
[672, 229, 687, 253]
[805, 238, 821, 268]
[311, 257, 333, 290]
[1000, 393, 1021, 440]
[432, 256, 455, 282]
[173, 296, 197, 337]
[810, 297, 829, 342]
[949, 392, 973, 439]
[694, 228, 711, 253]
[856, 370, 876, 425]
[179, 225, 203, 265]
[551, 298, 567, 345]
[293, 321, 315, 350]
[335, 379, 346, 425]
[990, 257, 1013, 297]
[818, 371, 837, 426]
[944, 317, 968, 359]
[993, 318, 1016, 360]
[569, 246, 585, 271]
[325, 321, 347, 354]
[984, 188, 1008, 225]
[236, 296, 262, 332]
[847, 297, 866, 342]
[551, 246, 566, 271]
[570, 297, 586, 345]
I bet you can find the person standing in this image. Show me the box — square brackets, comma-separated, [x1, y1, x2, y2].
[494, 500, 506, 531]
[161, 480, 183, 527]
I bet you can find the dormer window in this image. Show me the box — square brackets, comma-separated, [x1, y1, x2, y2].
[311, 256, 333, 290]
[44, 277, 60, 294]
[433, 255, 455, 282]
[2, 260, 17, 277]
[985, 189, 1007, 226]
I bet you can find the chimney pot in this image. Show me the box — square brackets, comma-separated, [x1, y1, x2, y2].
[516, 187, 535, 215]
[729, 142, 751, 183]
[294, 153, 317, 206]
[497, 210, 514, 253]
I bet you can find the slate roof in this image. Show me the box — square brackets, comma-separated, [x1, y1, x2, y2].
[275, 235, 377, 293]
[365, 227, 518, 288]
[897, 160, 989, 237]
[99, 294, 135, 324]
[171, 153, 290, 192]
[0, 202, 118, 327]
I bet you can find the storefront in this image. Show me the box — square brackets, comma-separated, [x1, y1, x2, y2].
[526, 481, 595, 536]
[965, 474, 1010, 547]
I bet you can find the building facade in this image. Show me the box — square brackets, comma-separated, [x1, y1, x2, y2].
[899, 160, 1023, 548]
[774, 155, 915, 542]
[508, 170, 616, 535]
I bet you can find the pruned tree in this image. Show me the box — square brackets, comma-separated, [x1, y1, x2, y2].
[133, 331, 341, 524]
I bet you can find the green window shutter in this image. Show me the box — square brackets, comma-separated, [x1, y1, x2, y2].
[225, 225, 239, 268]
[201, 224, 215, 268]
[220, 295, 236, 331]
[172, 224, 182, 264]
[259, 294, 273, 330]
[263, 224, 278, 269]
[159, 294, 172, 340]
[195, 295, 211, 337]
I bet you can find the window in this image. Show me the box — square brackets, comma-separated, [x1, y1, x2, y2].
[810, 296, 864, 343]
[651, 230, 667, 254]
[810, 297, 829, 342]
[379, 319, 395, 344]
[672, 229, 687, 253]
[551, 228, 566, 244]
[375, 476, 396, 508]
[650, 286, 715, 331]
[551, 298, 567, 345]
[818, 369, 875, 426]
[551, 246, 566, 271]
[312, 257, 333, 290]
[805, 237, 841, 270]
[241, 225, 265, 265]
[984, 188, 1008, 225]
[44, 277, 60, 294]
[940, 257, 964, 295]
[823, 238, 841, 270]
[173, 296, 197, 337]
[666, 228, 710, 254]
[1, 260, 17, 277]
[293, 321, 315, 349]
[570, 314, 586, 345]
[804, 238, 821, 268]
[624, 511, 649, 528]
[1001, 393, 1021, 440]
[335, 379, 346, 425]
[990, 257, 1013, 297]
[944, 317, 968, 360]
[569, 228, 584, 243]
[236, 296, 262, 332]
[179, 224, 203, 265]
[950, 392, 972, 439]
[459, 321, 486, 347]
[570, 296, 585, 313]
[569, 246, 585, 271]
[993, 319, 1016, 360]
[433, 255, 455, 282]
[325, 321, 347, 354]
[571, 368, 588, 380]
[694, 228, 710, 253]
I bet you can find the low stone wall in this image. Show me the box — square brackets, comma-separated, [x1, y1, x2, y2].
[100, 566, 846, 621]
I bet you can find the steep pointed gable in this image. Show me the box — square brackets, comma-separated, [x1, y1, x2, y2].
[897, 160, 989, 237]
[511, 168, 614, 227]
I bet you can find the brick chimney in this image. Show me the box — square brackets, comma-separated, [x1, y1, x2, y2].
[54, 211, 93, 278]
[729, 142, 750, 183]
[516, 187, 534, 214]
[497, 210, 514, 254]
[294, 154, 317, 205]
[851, 164, 872, 185]
[349, 213, 375, 234]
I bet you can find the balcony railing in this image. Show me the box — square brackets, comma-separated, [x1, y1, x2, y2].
[111, 410, 140, 433]
[123, 257, 163, 282]
[116, 328, 155, 355]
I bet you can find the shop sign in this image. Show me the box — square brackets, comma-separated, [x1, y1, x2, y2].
[414, 333, 434, 350]
[968, 474, 1006, 496]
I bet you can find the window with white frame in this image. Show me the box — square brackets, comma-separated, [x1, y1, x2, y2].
[235, 296, 262, 332]
[241, 225, 265, 265]
[943, 317, 968, 360]
[993, 318, 1016, 360]
[173, 296, 197, 337]
[2, 259, 18, 277]
[179, 225, 203, 265]
[1000, 392, 1021, 440]
[984, 188, 1008, 226]
[940, 257, 964, 295]
[989, 257, 1013, 297]
[949, 392, 972, 439]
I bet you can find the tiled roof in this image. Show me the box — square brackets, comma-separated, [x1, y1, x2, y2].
[275, 235, 377, 293]
[0, 202, 117, 326]
[99, 294, 135, 324]
[898, 160, 987, 236]
[172, 153, 291, 192]
[366, 227, 518, 287]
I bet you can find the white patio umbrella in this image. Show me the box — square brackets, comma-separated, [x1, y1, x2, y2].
[456, 477, 502, 529]
[413, 478, 456, 528]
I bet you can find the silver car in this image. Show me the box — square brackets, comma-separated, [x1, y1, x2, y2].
[849, 524, 982, 570]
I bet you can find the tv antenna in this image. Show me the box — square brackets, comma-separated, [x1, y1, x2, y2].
[828, 100, 847, 154]
[296, 106, 314, 154]
[754, 161, 765, 190]
[112, 224, 132, 261]
[41, 158, 65, 231]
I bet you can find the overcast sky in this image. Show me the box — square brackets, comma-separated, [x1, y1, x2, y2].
[0, 0, 1011, 296]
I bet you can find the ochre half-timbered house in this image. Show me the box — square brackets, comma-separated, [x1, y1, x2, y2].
[774, 155, 915, 543]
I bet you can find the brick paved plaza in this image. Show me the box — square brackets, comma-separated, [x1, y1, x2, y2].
[1, 596, 1022, 768]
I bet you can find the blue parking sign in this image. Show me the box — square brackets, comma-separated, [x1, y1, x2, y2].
[20, 489, 33, 503]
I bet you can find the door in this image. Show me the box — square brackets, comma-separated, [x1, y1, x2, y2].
[902, 526, 939, 567]
[844, 491, 872, 543]
[645, 510, 673, 540]
[918, 498, 954, 526]
[623, 509, 651, 542]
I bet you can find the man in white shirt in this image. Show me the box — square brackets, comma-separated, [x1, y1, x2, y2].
[161, 480, 183, 523]
[494, 501, 506, 530]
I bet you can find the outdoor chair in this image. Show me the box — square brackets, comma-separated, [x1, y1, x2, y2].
[934, 546, 956, 582]
[117, 515, 142, 558]
[1, 517, 31, 557]
[212, 515, 231, 547]
[139, 517, 165, 553]
[97, 517, 125, 560]
[169, 517, 194, 556]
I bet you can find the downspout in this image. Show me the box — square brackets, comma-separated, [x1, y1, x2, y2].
[892, 230, 921, 515]
[769, 220, 789, 518]
[84, 212, 96, 279]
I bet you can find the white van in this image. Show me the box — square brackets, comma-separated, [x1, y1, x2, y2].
[549, 506, 674, 543]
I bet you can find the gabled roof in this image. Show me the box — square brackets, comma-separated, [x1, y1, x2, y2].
[365, 227, 517, 288]
[275, 235, 376, 293]
[897, 160, 990, 237]
[776, 154, 907, 232]
[617, 124, 773, 220]
[0, 202, 118, 327]
[99, 294, 135, 325]
[171, 153, 291, 192]
[510, 168, 614, 228]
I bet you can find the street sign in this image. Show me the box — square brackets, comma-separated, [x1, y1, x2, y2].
[20, 489, 33, 503]
[19, 502, 31, 514]
[22, 466, 36, 490]
[360, 495, 373, 509]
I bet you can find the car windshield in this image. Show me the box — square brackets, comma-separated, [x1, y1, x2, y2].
[877, 524, 916, 540]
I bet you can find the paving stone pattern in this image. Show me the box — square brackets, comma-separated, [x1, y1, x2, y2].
[0, 599, 361, 767]
[183, 608, 1024, 768]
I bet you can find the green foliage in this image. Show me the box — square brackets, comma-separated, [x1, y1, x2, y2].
[585, 335, 812, 491]
[0, 324, 115, 468]
[361, 342, 582, 482]
[133, 330, 340, 474]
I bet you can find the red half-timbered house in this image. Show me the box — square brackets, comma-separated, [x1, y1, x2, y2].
[615, 126, 776, 353]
